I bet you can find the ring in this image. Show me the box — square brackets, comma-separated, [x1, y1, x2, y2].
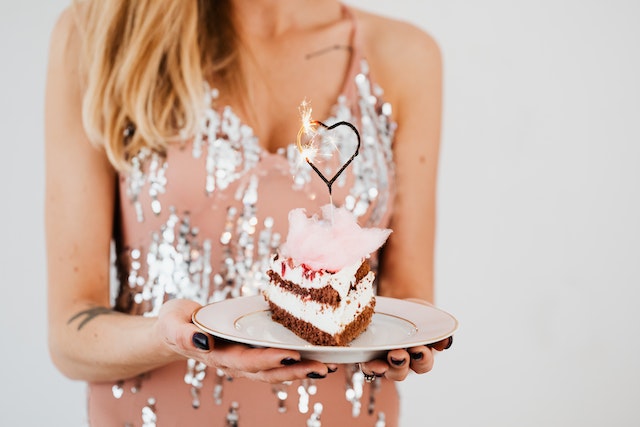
[363, 372, 376, 383]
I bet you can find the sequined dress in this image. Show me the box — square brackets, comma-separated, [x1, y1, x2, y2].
[88, 15, 399, 427]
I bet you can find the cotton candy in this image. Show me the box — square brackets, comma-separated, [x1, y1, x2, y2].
[280, 205, 392, 271]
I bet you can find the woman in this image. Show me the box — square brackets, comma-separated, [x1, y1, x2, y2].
[45, 0, 448, 425]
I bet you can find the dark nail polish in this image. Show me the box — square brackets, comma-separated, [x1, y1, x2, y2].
[192, 332, 210, 350]
[307, 372, 327, 379]
[281, 358, 299, 366]
[444, 336, 454, 350]
[410, 351, 424, 360]
[390, 357, 406, 366]
[374, 372, 385, 378]
[328, 367, 338, 373]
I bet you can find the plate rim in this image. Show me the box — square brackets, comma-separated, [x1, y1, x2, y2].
[192, 295, 458, 353]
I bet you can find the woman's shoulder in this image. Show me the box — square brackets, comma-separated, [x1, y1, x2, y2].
[50, 5, 76, 45]
[49, 3, 88, 60]
[350, 7, 442, 106]
[352, 7, 439, 52]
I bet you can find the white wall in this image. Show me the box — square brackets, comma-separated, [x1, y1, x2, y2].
[0, 0, 89, 425]
[1, 1, 638, 426]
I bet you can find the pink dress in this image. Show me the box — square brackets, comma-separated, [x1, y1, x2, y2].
[88, 12, 399, 427]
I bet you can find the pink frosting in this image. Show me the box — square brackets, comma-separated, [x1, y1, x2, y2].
[280, 205, 392, 272]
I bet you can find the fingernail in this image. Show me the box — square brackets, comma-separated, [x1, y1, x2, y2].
[410, 351, 423, 360]
[192, 332, 210, 350]
[374, 372, 385, 378]
[307, 372, 326, 379]
[281, 358, 299, 366]
[328, 367, 338, 373]
[444, 336, 454, 350]
[390, 357, 406, 366]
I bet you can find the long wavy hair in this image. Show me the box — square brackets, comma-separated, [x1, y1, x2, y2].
[76, 0, 239, 171]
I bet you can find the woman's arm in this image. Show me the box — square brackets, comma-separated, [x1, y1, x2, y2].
[371, 18, 442, 303]
[357, 11, 445, 380]
[45, 8, 184, 381]
[45, 8, 331, 383]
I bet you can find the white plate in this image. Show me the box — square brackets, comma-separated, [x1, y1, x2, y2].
[192, 295, 458, 363]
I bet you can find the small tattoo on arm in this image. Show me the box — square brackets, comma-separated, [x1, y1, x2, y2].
[68, 307, 114, 331]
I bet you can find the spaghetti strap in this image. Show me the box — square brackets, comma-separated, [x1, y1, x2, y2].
[338, 4, 362, 100]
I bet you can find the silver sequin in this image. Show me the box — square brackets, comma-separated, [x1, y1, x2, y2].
[226, 402, 240, 427]
[141, 398, 157, 427]
[213, 368, 227, 405]
[184, 358, 207, 408]
[307, 402, 323, 427]
[272, 381, 292, 413]
[346, 364, 365, 417]
[194, 87, 261, 195]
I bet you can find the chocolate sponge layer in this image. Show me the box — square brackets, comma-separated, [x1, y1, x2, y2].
[267, 300, 375, 347]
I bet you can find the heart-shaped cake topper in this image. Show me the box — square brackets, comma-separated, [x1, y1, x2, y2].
[296, 103, 361, 195]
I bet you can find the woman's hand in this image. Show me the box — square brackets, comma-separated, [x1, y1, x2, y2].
[359, 297, 453, 382]
[359, 336, 453, 382]
[155, 299, 337, 384]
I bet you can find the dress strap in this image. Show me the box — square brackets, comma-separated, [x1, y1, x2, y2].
[338, 4, 362, 100]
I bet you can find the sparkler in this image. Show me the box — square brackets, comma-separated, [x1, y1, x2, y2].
[295, 101, 361, 196]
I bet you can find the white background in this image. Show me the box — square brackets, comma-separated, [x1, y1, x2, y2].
[1, 1, 639, 426]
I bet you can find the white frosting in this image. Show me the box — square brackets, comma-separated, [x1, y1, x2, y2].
[264, 266, 375, 335]
[269, 255, 365, 301]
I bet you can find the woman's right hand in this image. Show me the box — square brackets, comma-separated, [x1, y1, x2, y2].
[155, 299, 336, 384]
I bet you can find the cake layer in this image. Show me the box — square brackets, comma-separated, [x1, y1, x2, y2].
[269, 255, 370, 301]
[263, 271, 375, 335]
[268, 300, 375, 346]
[266, 270, 341, 306]
[266, 259, 370, 307]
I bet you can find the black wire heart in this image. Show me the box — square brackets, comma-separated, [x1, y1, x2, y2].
[302, 120, 361, 195]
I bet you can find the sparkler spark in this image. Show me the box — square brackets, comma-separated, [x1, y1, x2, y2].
[296, 99, 320, 163]
[322, 135, 339, 159]
[299, 99, 316, 135]
[295, 100, 361, 196]
[298, 145, 318, 164]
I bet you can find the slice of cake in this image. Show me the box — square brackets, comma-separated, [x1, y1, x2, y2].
[263, 205, 391, 346]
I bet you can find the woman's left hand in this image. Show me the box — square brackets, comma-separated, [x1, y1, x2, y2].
[359, 336, 453, 381]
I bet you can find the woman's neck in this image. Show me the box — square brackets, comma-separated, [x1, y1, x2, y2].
[232, 0, 342, 38]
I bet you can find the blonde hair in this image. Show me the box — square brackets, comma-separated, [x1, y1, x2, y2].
[76, 0, 238, 171]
